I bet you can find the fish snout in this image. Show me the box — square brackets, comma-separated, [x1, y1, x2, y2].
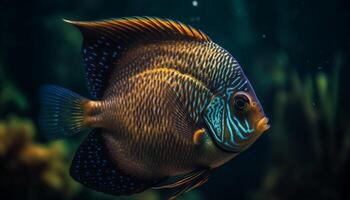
[256, 117, 270, 133]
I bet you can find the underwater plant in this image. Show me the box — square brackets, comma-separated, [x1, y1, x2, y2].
[0, 66, 29, 114]
[254, 53, 349, 200]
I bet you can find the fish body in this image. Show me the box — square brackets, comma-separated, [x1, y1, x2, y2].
[101, 68, 232, 179]
[40, 17, 269, 199]
[100, 41, 242, 178]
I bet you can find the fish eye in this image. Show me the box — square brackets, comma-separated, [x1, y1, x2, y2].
[233, 94, 250, 111]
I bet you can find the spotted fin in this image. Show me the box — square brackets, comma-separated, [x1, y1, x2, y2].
[64, 17, 211, 98]
[70, 129, 164, 195]
[153, 169, 212, 200]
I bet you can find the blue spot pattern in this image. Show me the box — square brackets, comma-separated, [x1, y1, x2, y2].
[70, 129, 163, 195]
[82, 36, 121, 98]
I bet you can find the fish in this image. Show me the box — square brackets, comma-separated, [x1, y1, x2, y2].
[39, 16, 270, 199]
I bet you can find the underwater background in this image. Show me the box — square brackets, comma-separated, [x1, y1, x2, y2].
[0, 0, 349, 199]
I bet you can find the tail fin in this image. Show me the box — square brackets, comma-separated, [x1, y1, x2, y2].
[39, 85, 89, 139]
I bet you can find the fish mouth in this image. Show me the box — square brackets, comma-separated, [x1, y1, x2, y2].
[256, 117, 270, 133]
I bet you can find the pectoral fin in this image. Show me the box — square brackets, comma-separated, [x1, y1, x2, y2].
[193, 128, 206, 145]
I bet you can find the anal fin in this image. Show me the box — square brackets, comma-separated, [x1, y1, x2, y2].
[153, 169, 212, 200]
[70, 129, 164, 195]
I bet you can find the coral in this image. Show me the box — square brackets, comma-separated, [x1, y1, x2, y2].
[0, 116, 79, 200]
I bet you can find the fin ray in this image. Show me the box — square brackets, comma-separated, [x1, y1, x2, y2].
[65, 16, 210, 98]
[153, 169, 212, 200]
[39, 85, 89, 139]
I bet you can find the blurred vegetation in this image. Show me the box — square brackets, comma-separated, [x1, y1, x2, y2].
[0, 66, 28, 114]
[0, 75, 79, 199]
[254, 53, 349, 200]
[0, 0, 349, 199]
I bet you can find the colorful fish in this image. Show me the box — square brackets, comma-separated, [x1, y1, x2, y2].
[40, 17, 270, 199]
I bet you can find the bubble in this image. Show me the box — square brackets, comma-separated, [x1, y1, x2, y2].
[190, 16, 201, 22]
[192, 0, 198, 7]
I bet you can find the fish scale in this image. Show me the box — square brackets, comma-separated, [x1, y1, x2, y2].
[100, 68, 216, 178]
[105, 40, 242, 96]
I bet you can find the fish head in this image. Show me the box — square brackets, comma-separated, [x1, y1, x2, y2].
[228, 87, 269, 140]
[204, 79, 269, 153]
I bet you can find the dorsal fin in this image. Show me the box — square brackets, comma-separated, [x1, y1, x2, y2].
[65, 17, 211, 98]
